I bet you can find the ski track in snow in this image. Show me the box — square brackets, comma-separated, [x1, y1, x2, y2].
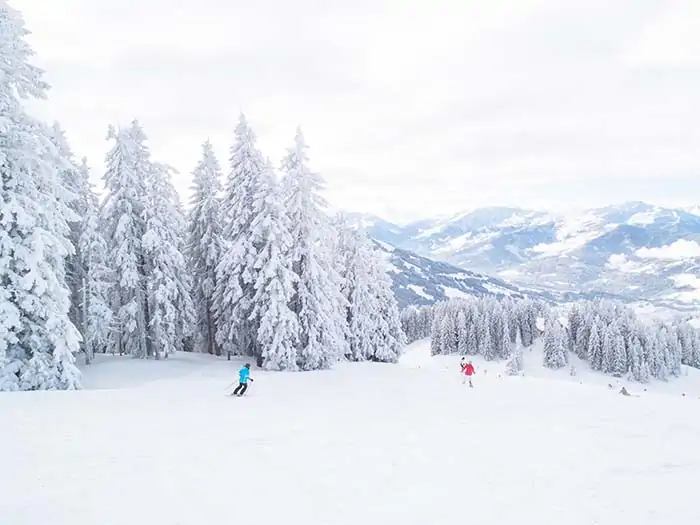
[2, 344, 700, 525]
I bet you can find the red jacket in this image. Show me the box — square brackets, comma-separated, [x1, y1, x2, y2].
[463, 363, 475, 376]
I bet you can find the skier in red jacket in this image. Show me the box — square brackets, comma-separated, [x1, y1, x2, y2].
[460, 359, 475, 387]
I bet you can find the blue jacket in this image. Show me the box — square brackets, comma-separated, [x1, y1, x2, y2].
[239, 367, 250, 383]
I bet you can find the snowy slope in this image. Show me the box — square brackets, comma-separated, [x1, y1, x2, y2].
[372, 240, 551, 308]
[362, 202, 700, 312]
[1, 350, 699, 525]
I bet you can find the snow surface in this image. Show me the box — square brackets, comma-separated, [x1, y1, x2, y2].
[531, 212, 615, 257]
[627, 209, 660, 226]
[2, 346, 700, 525]
[441, 286, 472, 300]
[406, 284, 433, 300]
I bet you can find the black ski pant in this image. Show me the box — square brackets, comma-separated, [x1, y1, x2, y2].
[233, 382, 248, 395]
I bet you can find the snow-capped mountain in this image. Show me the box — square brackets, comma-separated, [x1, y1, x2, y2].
[363, 202, 700, 312]
[372, 240, 551, 309]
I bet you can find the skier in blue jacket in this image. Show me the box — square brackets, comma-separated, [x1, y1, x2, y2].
[232, 363, 253, 396]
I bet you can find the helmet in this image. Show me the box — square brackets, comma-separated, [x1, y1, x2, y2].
[245, 363, 251, 368]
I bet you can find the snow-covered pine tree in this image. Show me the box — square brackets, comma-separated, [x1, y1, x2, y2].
[491, 302, 507, 359]
[666, 326, 682, 377]
[142, 156, 196, 359]
[678, 322, 695, 366]
[601, 322, 616, 374]
[574, 306, 593, 359]
[587, 318, 604, 371]
[368, 245, 405, 363]
[657, 327, 671, 380]
[44, 123, 83, 329]
[466, 321, 478, 356]
[0, 1, 81, 390]
[76, 158, 113, 363]
[609, 323, 627, 377]
[518, 300, 537, 347]
[249, 162, 300, 370]
[430, 305, 444, 355]
[477, 310, 495, 360]
[543, 315, 567, 369]
[457, 309, 469, 355]
[337, 220, 377, 362]
[567, 303, 583, 353]
[213, 114, 269, 358]
[440, 312, 457, 355]
[505, 330, 524, 375]
[187, 140, 223, 355]
[505, 299, 519, 344]
[282, 127, 349, 370]
[101, 123, 150, 357]
[628, 336, 644, 382]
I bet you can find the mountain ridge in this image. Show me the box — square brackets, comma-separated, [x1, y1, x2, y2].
[355, 201, 700, 313]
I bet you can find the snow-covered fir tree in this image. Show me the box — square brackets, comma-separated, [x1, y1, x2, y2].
[457, 310, 469, 355]
[336, 221, 378, 362]
[0, 1, 81, 390]
[142, 158, 196, 359]
[187, 140, 224, 355]
[505, 331, 524, 375]
[213, 114, 269, 359]
[367, 245, 405, 362]
[602, 321, 625, 376]
[543, 315, 567, 369]
[248, 162, 299, 370]
[76, 158, 113, 363]
[282, 128, 348, 370]
[100, 123, 150, 357]
[44, 123, 83, 329]
[477, 311, 494, 360]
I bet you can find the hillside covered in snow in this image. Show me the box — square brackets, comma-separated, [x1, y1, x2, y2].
[371, 239, 551, 308]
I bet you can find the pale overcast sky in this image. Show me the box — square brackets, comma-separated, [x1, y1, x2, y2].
[16, 0, 700, 223]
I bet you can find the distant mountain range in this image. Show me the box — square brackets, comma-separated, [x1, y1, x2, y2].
[351, 202, 700, 313]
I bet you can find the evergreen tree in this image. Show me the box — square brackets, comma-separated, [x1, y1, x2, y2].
[666, 327, 683, 377]
[440, 310, 457, 355]
[76, 159, 113, 363]
[430, 306, 444, 356]
[100, 123, 150, 357]
[543, 316, 567, 369]
[213, 114, 268, 358]
[477, 311, 494, 360]
[505, 330, 524, 375]
[187, 140, 223, 355]
[368, 246, 405, 363]
[249, 163, 299, 370]
[567, 303, 584, 354]
[587, 318, 604, 370]
[466, 321, 478, 356]
[338, 222, 377, 361]
[282, 128, 348, 370]
[0, 1, 81, 389]
[44, 123, 83, 330]
[142, 158, 196, 359]
[457, 310, 469, 355]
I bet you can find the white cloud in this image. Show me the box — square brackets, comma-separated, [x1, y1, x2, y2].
[14, 0, 700, 221]
[636, 240, 700, 260]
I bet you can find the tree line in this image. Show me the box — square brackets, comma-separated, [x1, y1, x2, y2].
[401, 297, 700, 382]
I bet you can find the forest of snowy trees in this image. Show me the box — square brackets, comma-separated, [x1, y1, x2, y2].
[0, 1, 404, 390]
[401, 297, 700, 382]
